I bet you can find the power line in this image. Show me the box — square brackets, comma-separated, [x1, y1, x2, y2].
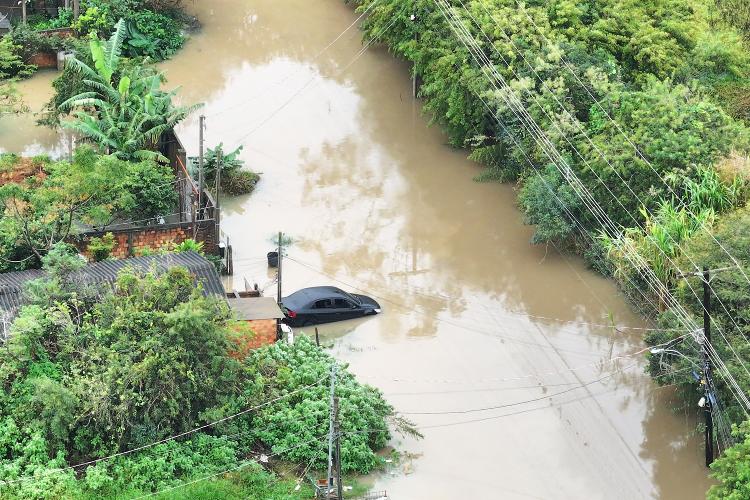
[461, 0, 750, 406]
[418, 379, 685, 430]
[431, 0, 750, 414]
[131, 433, 331, 499]
[285, 255, 669, 357]
[0, 376, 327, 486]
[398, 362, 638, 415]
[228, 6, 404, 150]
[504, 0, 750, 298]
[207, 0, 381, 118]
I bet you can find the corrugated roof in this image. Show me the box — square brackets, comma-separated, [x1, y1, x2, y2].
[227, 296, 284, 320]
[0, 251, 225, 321]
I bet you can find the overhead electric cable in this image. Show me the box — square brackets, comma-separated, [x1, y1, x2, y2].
[431, 0, 750, 413]
[0, 376, 327, 486]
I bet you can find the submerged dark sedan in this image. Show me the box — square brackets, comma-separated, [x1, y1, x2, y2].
[280, 286, 381, 326]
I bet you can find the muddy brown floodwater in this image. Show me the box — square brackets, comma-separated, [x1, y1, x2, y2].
[1, 1, 713, 498]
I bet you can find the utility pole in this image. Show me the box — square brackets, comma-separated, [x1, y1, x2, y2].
[191, 193, 198, 239]
[21, 0, 26, 25]
[411, 13, 418, 98]
[333, 396, 344, 500]
[277, 231, 283, 304]
[73, 0, 79, 20]
[702, 266, 714, 467]
[198, 115, 205, 218]
[215, 149, 222, 239]
[326, 364, 338, 498]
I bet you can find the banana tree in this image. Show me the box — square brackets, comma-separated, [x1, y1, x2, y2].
[59, 19, 200, 162]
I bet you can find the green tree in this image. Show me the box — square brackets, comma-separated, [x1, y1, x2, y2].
[0, 148, 177, 270]
[0, 37, 35, 80]
[709, 422, 750, 499]
[59, 19, 200, 162]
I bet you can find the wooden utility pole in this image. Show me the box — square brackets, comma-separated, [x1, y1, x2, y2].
[21, 0, 26, 25]
[198, 115, 205, 217]
[702, 266, 714, 467]
[73, 0, 79, 20]
[277, 232, 283, 304]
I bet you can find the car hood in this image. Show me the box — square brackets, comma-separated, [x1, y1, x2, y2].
[353, 294, 380, 309]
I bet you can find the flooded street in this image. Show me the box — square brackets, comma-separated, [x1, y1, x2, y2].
[1, 0, 712, 498]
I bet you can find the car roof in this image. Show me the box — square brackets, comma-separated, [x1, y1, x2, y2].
[282, 286, 350, 309]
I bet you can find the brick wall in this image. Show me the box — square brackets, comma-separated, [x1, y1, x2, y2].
[227, 319, 278, 360]
[75, 225, 192, 260]
[28, 52, 57, 69]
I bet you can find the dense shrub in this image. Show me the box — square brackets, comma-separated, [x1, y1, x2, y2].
[199, 144, 261, 196]
[6, 25, 69, 62]
[30, 8, 75, 31]
[354, 0, 750, 488]
[242, 337, 395, 473]
[0, 251, 397, 498]
[124, 10, 185, 61]
[75, 0, 187, 61]
[0, 37, 35, 79]
[0, 148, 179, 273]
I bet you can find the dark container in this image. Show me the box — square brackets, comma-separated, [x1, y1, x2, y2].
[267, 251, 279, 268]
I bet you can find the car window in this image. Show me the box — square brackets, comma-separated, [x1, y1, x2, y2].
[333, 298, 353, 308]
[314, 299, 333, 309]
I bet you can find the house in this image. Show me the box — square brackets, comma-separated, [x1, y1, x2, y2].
[226, 296, 284, 353]
[0, 251, 225, 324]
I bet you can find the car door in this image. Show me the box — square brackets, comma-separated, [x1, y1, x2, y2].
[332, 298, 360, 320]
[311, 299, 334, 323]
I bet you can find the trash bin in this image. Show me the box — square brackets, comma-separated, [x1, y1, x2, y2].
[267, 251, 279, 268]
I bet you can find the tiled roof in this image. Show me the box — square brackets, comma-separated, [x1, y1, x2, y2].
[0, 251, 225, 321]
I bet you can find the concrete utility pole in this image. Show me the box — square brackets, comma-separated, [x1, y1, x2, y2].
[326, 364, 337, 498]
[333, 397, 344, 500]
[214, 149, 222, 238]
[277, 231, 283, 305]
[411, 13, 417, 98]
[198, 115, 205, 217]
[21, 0, 26, 25]
[702, 266, 714, 467]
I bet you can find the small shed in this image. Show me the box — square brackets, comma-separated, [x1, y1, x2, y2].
[227, 296, 284, 350]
